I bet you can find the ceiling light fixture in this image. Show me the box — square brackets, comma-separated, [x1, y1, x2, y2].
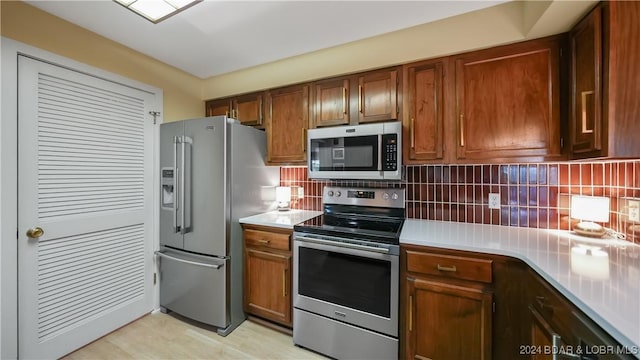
[114, 0, 202, 24]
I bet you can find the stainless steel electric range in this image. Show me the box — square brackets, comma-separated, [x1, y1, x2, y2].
[292, 186, 405, 359]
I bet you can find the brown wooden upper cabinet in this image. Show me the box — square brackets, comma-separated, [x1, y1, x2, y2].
[205, 92, 264, 127]
[604, 1, 640, 158]
[455, 36, 564, 162]
[570, 4, 602, 158]
[402, 59, 445, 163]
[312, 78, 350, 127]
[205, 98, 231, 117]
[357, 69, 399, 124]
[232, 92, 264, 127]
[265, 84, 310, 165]
[569, 1, 640, 159]
[311, 67, 400, 128]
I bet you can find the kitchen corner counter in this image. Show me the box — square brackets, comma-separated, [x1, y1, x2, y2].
[400, 219, 640, 356]
[239, 209, 322, 230]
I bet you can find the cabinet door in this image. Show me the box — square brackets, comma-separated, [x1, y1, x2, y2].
[265, 84, 309, 164]
[571, 5, 602, 157]
[605, 0, 640, 157]
[313, 78, 350, 127]
[406, 277, 492, 360]
[455, 37, 562, 162]
[205, 98, 231, 117]
[232, 92, 264, 127]
[403, 60, 445, 163]
[529, 305, 564, 360]
[358, 69, 399, 123]
[244, 248, 292, 326]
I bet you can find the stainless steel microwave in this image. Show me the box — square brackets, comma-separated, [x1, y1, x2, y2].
[307, 121, 402, 180]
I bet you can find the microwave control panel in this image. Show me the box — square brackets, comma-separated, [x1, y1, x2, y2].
[382, 134, 398, 171]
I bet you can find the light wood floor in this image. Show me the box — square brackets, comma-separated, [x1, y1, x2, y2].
[63, 312, 327, 359]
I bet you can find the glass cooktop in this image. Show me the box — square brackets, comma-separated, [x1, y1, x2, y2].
[294, 205, 405, 245]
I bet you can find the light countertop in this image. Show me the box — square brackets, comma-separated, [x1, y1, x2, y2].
[400, 219, 640, 356]
[239, 209, 322, 230]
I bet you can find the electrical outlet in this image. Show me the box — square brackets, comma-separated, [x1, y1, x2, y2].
[629, 200, 640, 223]
[488, 193, 501, 210]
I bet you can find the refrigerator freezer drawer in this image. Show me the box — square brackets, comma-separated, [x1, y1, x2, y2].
[157, 249, 228, 328]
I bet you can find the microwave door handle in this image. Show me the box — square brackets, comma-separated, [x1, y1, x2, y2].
[377, 134, 383, 171]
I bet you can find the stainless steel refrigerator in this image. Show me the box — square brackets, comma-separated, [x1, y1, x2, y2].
[156, 116, 279, 335]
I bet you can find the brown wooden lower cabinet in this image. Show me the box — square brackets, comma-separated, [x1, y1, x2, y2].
[401, 246, 494, 360]
[527, 268, 635, 360]
[405, 277, 492, 360]
[242, 225, 292, 329]
[401, 244, 635, 360]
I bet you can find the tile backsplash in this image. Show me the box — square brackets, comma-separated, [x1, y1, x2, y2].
[280, 160, 640, 244]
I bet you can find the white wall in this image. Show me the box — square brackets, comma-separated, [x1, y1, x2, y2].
[1, 37, 20, 360]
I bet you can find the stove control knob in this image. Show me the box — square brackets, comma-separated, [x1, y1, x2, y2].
[327, 191, 334, 197]
[383, 193, 390, 200]
[392, 193, 399, 200]
[336, 191, 342, 197]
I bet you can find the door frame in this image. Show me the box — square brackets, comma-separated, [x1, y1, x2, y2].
[1, 37, 163, 359]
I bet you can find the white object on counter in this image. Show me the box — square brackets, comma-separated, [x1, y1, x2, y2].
[239, 209, 322, 230]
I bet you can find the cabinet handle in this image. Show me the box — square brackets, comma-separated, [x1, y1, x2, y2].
[408, 295, 413, 332]
[358, 85, 363, 113]
[551, 334, 580, 360]
[410, 118, 415, 149]
[283, 268, 287, 297]
[258, 98, 263, 123]
[436, 264, 457, 272]
[342, 87, 347, 114]
[535, 296, 547, 309]
[581, 90, 595, 134]
[459, 114, 465, 147]
[301, 128, 306, 152]
[257, 239, 270, 244]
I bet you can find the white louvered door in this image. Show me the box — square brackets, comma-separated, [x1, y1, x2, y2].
[18, 56, 155, 359]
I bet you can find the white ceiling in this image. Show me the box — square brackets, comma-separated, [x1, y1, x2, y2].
[25, 0, 506, 79]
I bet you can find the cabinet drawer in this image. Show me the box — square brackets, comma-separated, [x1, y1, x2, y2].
[244, 229, 290, 251]
[406, 250, 492, 283]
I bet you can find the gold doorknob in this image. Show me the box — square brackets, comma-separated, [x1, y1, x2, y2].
[26, 227, 44, 239]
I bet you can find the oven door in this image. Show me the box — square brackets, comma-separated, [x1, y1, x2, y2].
[293, 234, 399, 337]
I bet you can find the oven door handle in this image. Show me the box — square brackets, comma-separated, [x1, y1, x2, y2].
[295, 235, 390, 254]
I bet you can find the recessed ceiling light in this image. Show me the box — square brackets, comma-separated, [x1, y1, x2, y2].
[114, 0, 202, 24]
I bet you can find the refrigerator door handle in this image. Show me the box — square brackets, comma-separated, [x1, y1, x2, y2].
[173, 136, 181, 233]
[181, 136, 193, 234]
[155, 251, 224, 269]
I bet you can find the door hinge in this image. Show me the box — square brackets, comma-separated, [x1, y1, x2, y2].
[149, 111, 161, 125]
[561, 137, 564, 149]
[153, 272, 157, 285]
[493, 302, 496, 313]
